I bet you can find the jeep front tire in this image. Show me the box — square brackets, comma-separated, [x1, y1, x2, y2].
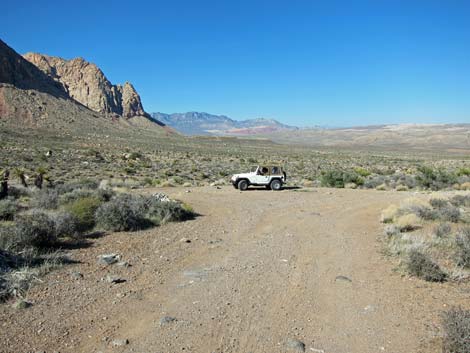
[270, 179, 282, 191]
[238, 179, 248, 191]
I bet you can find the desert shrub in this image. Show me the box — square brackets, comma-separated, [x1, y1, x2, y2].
[406, 250, 447, 282]
[441, 307, 470, 353]
[12, 211, 57, 250]
[456, 168, 470, 176]
[393, 174, 417, 189]
[55, 179, 100, 194]
[353, 167, 371, 177]
[320, 170, 363, 188]
[65, 197, 102, 232]
[396, 214, 421, 232]
[32, 189, 59, 209]
[410, 205, 438, 221]
[0, 199, 18, 221]
[450, 195, 470, 208]
[52, 212, 78, 238]
[0, 224, 16, 251]
[7, 186, 31, 199]
[59, 189, 95, 205]
[416, 166, 457, 190]
[146, 198, 194, 224]
[429, 198, 448, 209]
[364, 175, 387, 189]
[59, 187, 115, 205]
[438, 206, 461, 223]
[95, 194, 195, 232]
[455, 227, 470, 268]
[95, 194, 148, 232]
[434, 223, 451, 238]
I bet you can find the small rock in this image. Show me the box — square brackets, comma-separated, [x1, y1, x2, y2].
[335, 275, 352, 283]
[159, 316, 177, 325]
[98, 254, 119, 266]
[180, 238, 191, 243]
[286, 338, 305, 352]
[106, 275, 126, 284]
[117, 261, 131, 268]
[152, 192, 171, 202]
[70, 271, 83, 279]
[12, 299, 32, 309]
[111, 338, 129, 346]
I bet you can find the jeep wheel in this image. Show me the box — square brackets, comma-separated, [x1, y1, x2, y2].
[270, 179, 282, 191]
[238, 180, 248, 191]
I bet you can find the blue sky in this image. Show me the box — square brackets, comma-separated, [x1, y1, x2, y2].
[1, 0, 469, 126]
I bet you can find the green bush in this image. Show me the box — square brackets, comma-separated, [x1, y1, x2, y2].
[65, 197, 102, 232]
[416, 166, 457, 190]
[441, 307, 470, 353]
[320, 170, 364, 188]
[405, 250, 447, 282]
[353, 167, 371, 177]
[456, 168, 470, 176]
[0, 199, 18, 221]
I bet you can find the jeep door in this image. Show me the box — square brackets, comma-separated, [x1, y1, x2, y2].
[252, 166, 270, 185]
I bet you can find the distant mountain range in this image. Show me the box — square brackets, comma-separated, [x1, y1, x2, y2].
[151, 112, 298, 136]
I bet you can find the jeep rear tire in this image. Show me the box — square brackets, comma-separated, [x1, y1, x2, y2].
[270, 179, 282, 191]
[238, 179, 248, 191]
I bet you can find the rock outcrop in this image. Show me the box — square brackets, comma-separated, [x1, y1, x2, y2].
[23, 53, 149, 118]
[0, 39, 67, 98]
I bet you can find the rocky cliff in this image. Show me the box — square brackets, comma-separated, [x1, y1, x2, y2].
[0, 40, 67, 98]
[23, 53, 148, 118]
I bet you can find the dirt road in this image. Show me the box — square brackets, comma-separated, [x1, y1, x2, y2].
[1, 187, 468, 353]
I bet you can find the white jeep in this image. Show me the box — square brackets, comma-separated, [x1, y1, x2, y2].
[231, 165, 286, 191]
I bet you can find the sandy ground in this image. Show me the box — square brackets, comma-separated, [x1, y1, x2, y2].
[1, 186, 469, 353]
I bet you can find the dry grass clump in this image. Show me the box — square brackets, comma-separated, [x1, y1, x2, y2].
[396, 213, 422, 232]
[381, 205, 399, 223]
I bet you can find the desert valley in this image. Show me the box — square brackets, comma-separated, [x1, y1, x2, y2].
[1, 14, 470, 353]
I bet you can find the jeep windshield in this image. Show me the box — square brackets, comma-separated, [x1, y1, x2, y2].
[250, 166, 258, 173]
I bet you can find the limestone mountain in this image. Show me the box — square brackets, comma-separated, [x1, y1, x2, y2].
[152, 112, 297, 136]
[23, 53, 149, 118]
[0, 39, 67, 98]
[0, 38, 169, 135]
